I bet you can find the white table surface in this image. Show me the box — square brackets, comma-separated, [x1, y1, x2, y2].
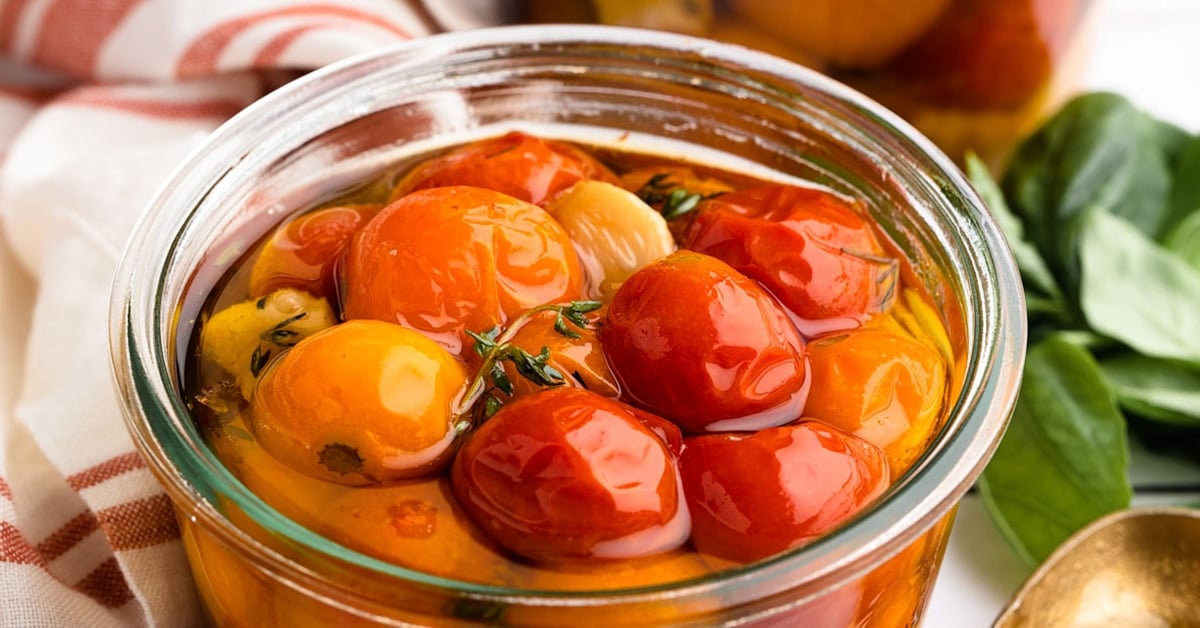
[925, 1, 1200, 625]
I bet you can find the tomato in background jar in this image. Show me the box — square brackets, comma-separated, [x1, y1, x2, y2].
[341, 186, 585, 356]
[888, 0, 1086, 109]
[683, 184, 897, 336]
[516, 0, 1093, 167]
[602, 251, 808, 433]
[391, 131, 620, 206]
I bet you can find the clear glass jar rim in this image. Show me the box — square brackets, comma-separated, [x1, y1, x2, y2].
[110, 24, 1026, 608]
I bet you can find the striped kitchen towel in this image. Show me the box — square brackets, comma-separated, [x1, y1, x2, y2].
[0, 2, 434, 625]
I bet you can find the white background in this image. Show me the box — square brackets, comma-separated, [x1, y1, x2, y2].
[925, 1, 1200, 624]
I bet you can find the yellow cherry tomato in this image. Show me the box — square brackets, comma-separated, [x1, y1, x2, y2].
[250, 319, 468, 485]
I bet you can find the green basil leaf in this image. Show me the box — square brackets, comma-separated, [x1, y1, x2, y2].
[1165, 211, 1200, 271]
[1165, 135, 1200, 236]
[1147, 116, 1191, 171]
[1002, 93, 1173, 292]
[978, 336, 1131, 565]
[1100, 354, 1200, 425]
[1126, 417, 1200, 466]
[1079, 210, 1200, 364]
[966, 153, 1063, 303]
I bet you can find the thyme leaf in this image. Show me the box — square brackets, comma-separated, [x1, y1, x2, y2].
[263, 328, 300, 346]
[249, 345, 271, 377]
[257, 311, 309, 349]
[635, 172, 710, 221]
[467, 327, 500, 358]
[483, 395, 503, 418]
[454, 300, 598, 427]
[505, 345, 564, 387]
[490, 360, 514, 396]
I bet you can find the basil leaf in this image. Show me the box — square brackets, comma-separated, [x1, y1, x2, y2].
[1148, 116, 1191, 171]
[965, 153, 1063, 304]
[978, 336, 1131, 565]
[1002, 93, 1173, 292]
[1165, 135, 1200, 236]
[1165, 211, 1200, 271]
[1127, 417, 1200, 466]
[1079, 210, 1200, 364]
[1100, 354, 1200, 425]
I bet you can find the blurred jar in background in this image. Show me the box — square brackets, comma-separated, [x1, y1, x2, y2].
[518, 0, 1096, 168]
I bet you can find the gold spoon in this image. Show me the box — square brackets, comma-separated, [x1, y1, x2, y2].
[994, 506, 1200, 627]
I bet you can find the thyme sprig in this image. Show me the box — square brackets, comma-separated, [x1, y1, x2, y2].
[247, 312, 310, 377]
[840, 247, 900, 311]
[636, 173, 709, 221]
[454, 300, 602, 430]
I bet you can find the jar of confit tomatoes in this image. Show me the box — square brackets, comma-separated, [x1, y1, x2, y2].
[110, 25, 1025, 627]
[516, 0, 1097, 168]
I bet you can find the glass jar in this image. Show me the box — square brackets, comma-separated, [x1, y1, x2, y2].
[109, 25, 1025, 626]
[518, 0, 1097, 168]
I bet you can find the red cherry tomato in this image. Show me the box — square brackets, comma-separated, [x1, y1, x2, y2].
[683, 184, 896, 336]
[602, 251, 808, 433]
[392, 131, 619, 206]
[248, 204, 379, 299]
[451, 388, 690, 563]
[627, 406, 684, 459]
[679, 420, 889, 563]
[890, 0, 1083, 109]
[341, 186, 585, 356]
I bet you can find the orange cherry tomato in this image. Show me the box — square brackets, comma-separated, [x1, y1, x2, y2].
[679, 420, 889, 563]
[683, 184, 896, 336]
[451, 388, 690, 563]
[392, 132, 619, 206]
[602, 251, 808, 433]
[248, 204, 379, 300]
[503, 307, 620, 400]
[804, 327, 947, 473]
[249, 319, 468, 485]
[341, 186, 585, 356]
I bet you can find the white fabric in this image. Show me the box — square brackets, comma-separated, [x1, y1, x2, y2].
[0, 2, 431, 624]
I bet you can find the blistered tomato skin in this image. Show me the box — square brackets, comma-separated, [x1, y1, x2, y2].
[602, 251, 809, 433]
[683, 184, 896, 336]
[341, 186, 585, 356]
[679, 421, 890, 563]
[391, 131, 619, 206]
[249, 319, 468, 485]
[451, 388, 691, 563]
[248, 204, 379, 300]
[804, 327, 947, 473]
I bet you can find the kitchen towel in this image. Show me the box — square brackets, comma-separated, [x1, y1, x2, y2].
[0, 2, 433, 625]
